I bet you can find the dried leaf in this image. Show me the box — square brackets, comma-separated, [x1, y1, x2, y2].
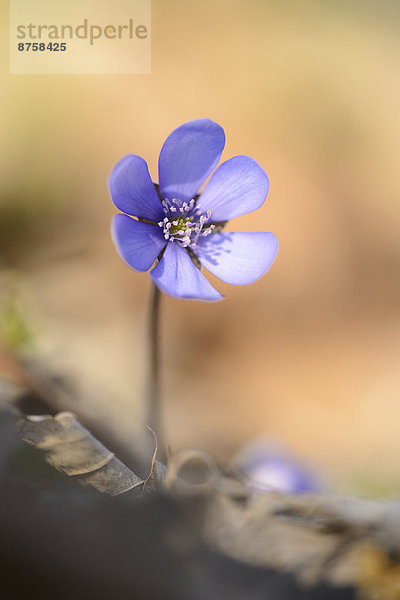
[166, 447, 221, 492]
[203, 491, 400, 592]
[20, 411, 143, 496]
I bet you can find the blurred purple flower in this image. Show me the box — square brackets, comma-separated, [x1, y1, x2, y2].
[109, 119, 278, 301]
[232, 439, 321, 494]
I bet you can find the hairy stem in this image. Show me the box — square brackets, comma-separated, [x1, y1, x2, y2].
[147, 282, 164, 457]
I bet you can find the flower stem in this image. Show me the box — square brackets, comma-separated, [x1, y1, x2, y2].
[147, 282, 164, 457]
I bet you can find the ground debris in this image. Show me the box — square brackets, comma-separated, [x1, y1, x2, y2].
[1, 384, 400, 599]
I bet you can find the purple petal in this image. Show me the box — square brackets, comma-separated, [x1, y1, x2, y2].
[150, 243, 222, 301]
[233, 440, 322, 494]
[198, 156, 269, 221]
[108, 155, 164, 222]
[196, 232, 278, 285]
[112, 214, 166, 272]
[158, 119, 225, 203]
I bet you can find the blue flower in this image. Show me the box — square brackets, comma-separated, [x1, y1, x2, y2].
[109, 119, 278, 301]
[233, 440, 322, 494]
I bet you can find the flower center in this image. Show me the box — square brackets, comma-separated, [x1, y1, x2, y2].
[169, 216, 193, 236]
[158, 198, 215, 248]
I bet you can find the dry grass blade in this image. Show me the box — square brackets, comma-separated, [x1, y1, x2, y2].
[142, 426, 167, 493]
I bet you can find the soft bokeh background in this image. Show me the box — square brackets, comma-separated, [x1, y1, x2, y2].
[1, 0, 400, 494]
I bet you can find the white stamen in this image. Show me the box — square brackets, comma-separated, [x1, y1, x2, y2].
[160, 196, 215, 247]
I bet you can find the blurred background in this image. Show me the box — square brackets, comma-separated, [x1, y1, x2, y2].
[1, 0, 399, 494]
